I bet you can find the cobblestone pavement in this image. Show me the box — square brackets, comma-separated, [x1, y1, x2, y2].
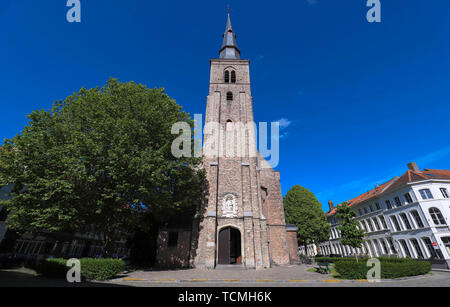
[106, 271, 450, 287]
[1, 265, 448, 287]
[104, 265, 450, 287]
[108, 264, 331, 283]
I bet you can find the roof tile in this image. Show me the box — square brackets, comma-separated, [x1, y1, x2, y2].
[326, 168, 450, 216]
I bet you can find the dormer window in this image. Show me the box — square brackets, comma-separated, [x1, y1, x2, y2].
[227, 92, 233, 101]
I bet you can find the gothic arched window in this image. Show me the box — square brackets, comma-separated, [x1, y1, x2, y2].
[227, 92, 233, 101]
[224, 71, 230, 83]
[231, 71, 236, 83]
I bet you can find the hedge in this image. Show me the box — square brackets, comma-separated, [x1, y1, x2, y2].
[36, 258, 125, 281]
[314, 257, 356, 263]
[333, 258, 431, 279]
[314, 256, 415, 264]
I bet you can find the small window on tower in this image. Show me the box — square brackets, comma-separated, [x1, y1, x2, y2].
[227, 92, 233, 101]
[226, 120, 233, 131]
[224, 71, 230, 83]
[231, 71, 236, 83]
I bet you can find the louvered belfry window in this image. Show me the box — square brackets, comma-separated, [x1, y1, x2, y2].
[224, 70, 230, 83]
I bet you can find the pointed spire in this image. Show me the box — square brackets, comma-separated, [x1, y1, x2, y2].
[219, 12, 241, 59]
[225, 12, 233, 32]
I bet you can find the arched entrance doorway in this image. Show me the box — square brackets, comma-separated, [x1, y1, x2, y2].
[218, 227, 242, 265]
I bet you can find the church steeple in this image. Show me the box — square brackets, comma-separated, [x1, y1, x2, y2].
[190, 8, 298, 270]
[219, 12, 241, 59]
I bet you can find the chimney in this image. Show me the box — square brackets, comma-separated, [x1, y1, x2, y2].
[407, 162, 420, 172]
[328, 200, 335, 211]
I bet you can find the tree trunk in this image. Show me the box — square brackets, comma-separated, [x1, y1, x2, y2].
[102, 233, 115, 258]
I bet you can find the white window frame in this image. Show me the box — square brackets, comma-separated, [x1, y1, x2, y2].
[440, 188, 449, 199]
[419, 189, 433, 200]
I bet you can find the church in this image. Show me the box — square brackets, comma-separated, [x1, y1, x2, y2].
[155, 13, 299, 269]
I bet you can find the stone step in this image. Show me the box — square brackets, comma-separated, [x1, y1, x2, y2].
[215, 264, 246, 270]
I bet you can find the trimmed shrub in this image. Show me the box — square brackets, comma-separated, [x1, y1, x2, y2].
[333, 260, 368, 279]
[334, 258, 431, 279]
[376, 257, 418, 263]
[37, 258, 125, 281]
[314, 257, 356, 263]
[79, 258, 125, 281]
[314, 256, 426, 264]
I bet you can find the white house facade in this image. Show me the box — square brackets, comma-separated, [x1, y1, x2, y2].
[318, 163, 450, 269]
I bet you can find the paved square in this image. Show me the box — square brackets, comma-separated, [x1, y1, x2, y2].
[1, 265, 448, 287]
[109, 265, 330, 283]
[104, 265, 450, 287]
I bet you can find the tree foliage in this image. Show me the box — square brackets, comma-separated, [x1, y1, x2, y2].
[0, 79, 205, 255]
[283, 185, 330, 250]
[335, 202, 366, 257]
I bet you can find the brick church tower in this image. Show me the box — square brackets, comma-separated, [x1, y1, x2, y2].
[190, 13, 299, 269]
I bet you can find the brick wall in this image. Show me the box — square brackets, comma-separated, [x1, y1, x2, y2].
[287, 229, 300, 264]
[155, 230, 192, 269]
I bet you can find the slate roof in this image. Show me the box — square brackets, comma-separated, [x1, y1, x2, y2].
[219, 13, 241, 59]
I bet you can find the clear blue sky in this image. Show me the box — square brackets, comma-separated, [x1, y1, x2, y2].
[2, 1, 450, 212]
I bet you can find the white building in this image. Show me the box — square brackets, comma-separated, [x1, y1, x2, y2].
[319, 163, 450, 270]
[298, 244, 318, 258]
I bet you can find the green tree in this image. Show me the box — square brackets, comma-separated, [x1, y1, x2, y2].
[283, 185, 330, 255]
[0, 79, 205, 257]
[335, 202, 366, 261]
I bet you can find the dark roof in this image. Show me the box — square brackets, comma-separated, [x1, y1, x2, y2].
[219, 13, 241, 59]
